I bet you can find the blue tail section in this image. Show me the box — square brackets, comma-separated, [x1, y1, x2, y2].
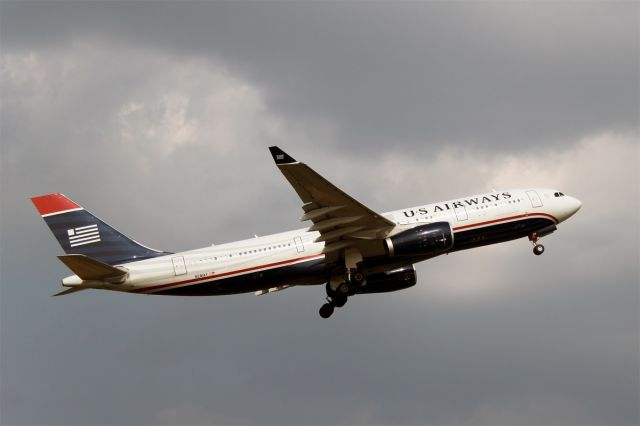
[32, 194, 172, 265]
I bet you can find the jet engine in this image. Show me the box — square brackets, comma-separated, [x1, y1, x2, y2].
[356, 265, 417, 294]
[385, 222, 453, 257]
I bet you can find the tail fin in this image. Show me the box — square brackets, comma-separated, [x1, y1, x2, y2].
[31, 193, 171, 265]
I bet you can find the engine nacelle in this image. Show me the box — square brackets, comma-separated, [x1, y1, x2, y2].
[385, 222, 453, 257]
[356, 265, 417, 294]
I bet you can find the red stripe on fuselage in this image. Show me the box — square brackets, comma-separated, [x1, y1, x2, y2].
[133, 253, 325, 294]
[452, 213, 558, 231]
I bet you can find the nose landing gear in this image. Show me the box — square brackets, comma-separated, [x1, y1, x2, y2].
[533, 244, 545, 255]
[529, 232, 545, 256]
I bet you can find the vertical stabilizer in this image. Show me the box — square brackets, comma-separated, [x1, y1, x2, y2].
[31, 193, 172, 265]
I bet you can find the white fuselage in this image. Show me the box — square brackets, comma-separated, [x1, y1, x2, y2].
[63, 188, 581, 295]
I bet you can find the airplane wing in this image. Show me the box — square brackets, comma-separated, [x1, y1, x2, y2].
[268, 146, 395, 256]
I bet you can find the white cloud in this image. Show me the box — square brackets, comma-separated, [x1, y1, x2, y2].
[1, 44, 286, 158]
[113, 57, 286, 159]
[118, 92, 197, 156]
[0, 43, 324, 247]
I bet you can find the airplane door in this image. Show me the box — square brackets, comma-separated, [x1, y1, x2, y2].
[454, 205, 468, 221]
[526, 190, 543, 208]
[294, 236, 305, 253]
[172, 256, 187, 276]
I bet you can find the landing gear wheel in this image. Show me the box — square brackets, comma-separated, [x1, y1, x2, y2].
[333, 294, 348, 308]
[325, 282, 335, 297]
[336, 282, 349, 295]
[319, 303, 334, 318]
[533, 244, 545, 256]
[351, 271, 365, 286]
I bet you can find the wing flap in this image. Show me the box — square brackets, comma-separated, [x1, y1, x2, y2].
[301, 205, 345, 221]
[321, 241, 353, 254]
[308, 216, 363, 232]
[313, 226, 367, 243]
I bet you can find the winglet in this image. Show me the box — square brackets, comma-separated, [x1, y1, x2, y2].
[268, 146, 297, 165]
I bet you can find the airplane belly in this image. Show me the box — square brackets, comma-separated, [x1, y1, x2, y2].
[451, 216, 556, 252]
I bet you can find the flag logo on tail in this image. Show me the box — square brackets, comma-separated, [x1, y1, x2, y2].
[67, 224, 101, 247]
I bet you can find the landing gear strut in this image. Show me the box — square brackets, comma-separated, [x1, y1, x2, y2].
[529, 232, 545, 256]
[318, 248, 366, 318]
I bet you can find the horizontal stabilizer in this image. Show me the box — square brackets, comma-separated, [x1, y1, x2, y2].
[58, 254, 128, 282]
[52, 287, 87, 297]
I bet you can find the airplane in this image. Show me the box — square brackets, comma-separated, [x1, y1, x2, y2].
[31, 146, 582, 318]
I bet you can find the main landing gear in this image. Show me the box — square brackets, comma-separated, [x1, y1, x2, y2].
[319, 267, 366, 319]
[319, 247, 367, 318]
[529, 232, 545, 256]
[319, 281, 349, 319]
[319, 302, 335, 319]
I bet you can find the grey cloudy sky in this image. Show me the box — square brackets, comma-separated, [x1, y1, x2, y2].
[1, 2, 638, 425]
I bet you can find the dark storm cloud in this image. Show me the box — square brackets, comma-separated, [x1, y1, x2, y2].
[2, 2, 637, 154]
[1, 2, 638, 426]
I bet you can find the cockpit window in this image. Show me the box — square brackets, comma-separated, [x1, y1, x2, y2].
[554, 192, 565, 197]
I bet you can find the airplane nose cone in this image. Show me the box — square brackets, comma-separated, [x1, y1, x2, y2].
[572, 197, 582, 213]
[560, 196, 582, 222]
